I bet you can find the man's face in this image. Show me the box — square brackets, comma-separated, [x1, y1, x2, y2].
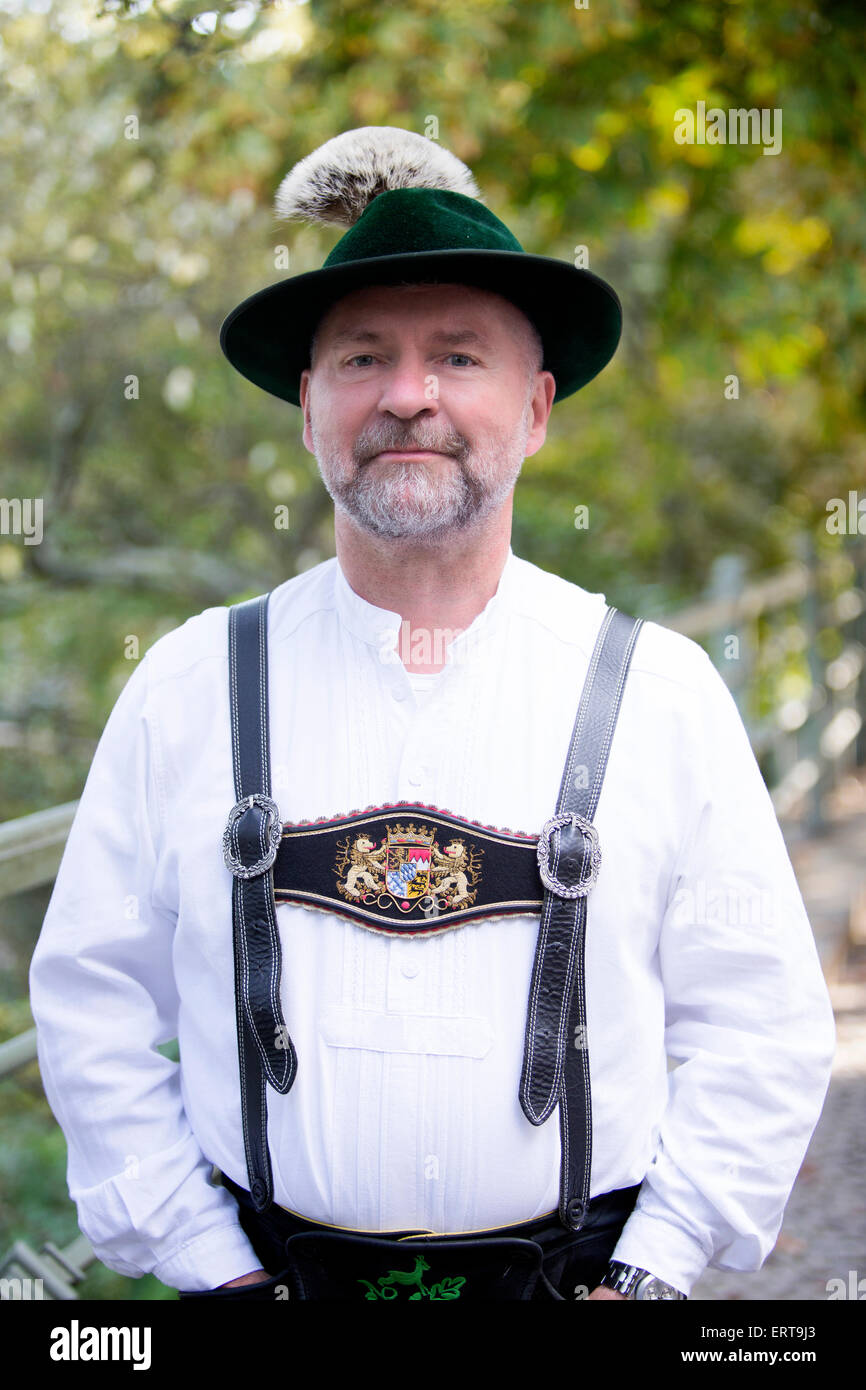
[298, 283, 555, 541]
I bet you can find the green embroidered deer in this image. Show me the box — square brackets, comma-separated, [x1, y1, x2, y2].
[358, 1255, 466, 1300]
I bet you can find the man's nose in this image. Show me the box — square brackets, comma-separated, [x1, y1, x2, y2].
[376, 355, 440, 418]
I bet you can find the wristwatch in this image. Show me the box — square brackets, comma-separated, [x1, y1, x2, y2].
[600, 1260, 686, 1300]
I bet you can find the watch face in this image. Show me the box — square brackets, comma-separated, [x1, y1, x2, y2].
[636, 1275, 681, 1300]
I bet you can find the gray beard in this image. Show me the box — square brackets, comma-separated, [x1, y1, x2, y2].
[310, 406, 532, 540]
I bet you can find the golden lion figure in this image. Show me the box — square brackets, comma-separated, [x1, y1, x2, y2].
[431, 838, 473, 906]
[340, 834, 387, 899]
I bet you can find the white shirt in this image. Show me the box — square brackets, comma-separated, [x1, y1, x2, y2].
[405, 670, 442, 705]
[28, 548, 836, 1295]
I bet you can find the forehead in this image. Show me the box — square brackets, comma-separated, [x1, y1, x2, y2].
[315, 282, 526, 343]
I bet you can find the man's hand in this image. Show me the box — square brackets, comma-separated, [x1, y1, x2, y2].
[219, 1267, 272, 1288]
[587, 1285, 627, 1300]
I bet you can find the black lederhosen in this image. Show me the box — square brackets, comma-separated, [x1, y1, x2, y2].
[178, 1175, 642, 1301]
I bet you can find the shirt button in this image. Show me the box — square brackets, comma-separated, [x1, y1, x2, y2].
[401, 961, 420, 979]
[391, 686, 407, 701]
[407, 770, 424, 786]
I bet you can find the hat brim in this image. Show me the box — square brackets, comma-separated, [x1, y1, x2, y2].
[219, 248, 622, 407]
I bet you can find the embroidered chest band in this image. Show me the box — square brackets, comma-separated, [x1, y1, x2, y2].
[272, 802, 544, 935]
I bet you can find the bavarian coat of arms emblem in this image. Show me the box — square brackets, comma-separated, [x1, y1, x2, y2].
[336, 821, 481, 915]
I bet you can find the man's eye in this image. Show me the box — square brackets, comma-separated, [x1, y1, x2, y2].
[343, 353, 477, 368]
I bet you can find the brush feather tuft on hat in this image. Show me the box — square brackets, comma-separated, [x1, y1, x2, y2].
[274, 126, 482, 228]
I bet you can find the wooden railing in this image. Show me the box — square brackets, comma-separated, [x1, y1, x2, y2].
[644, 534, 866, 829]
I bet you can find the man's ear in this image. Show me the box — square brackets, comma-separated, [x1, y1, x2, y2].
[524, 371, 556, 459]
[299, 368, 314, 454]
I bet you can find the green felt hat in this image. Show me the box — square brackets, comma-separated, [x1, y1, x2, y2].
[220, 127, 622, 408]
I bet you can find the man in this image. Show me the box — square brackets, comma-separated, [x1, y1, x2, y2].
[29, 127, 835, 1302]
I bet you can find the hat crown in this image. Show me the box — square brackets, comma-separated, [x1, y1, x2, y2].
[322, 187, 525, 268]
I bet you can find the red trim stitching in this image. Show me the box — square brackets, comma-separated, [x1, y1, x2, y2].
[287, 800, 537, 839]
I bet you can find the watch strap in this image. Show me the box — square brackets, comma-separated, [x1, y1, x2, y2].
[601, 1260, 686, 1300]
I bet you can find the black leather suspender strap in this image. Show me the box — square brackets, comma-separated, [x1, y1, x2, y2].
[223, 593, 296, 1213]
[519, 606, 644, 1233]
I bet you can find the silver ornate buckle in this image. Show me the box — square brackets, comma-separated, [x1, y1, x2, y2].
[536, 812, 601, 898]
[223, 794, 282, 879]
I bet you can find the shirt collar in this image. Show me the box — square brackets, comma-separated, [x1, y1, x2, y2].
[333, 546, 518, 658]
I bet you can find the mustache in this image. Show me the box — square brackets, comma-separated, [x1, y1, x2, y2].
[355, 427, 467, 463]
